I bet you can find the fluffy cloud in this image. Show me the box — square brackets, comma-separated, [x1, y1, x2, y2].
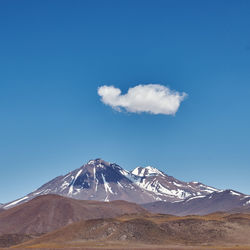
[97, 84, 187, 115]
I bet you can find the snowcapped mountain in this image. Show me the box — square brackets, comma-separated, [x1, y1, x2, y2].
[3, 158, 221, 209]
[130, 165, 219, 200]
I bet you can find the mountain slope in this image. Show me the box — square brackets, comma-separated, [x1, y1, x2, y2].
[3, 158, 220, 208]
[142, 190, 250, 215]
[0, 194, 147, 235]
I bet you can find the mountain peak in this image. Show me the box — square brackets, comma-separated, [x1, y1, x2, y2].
[132, 166, 165, 177]
[85, 159, 123, 172]
[87, 158, 110, 166]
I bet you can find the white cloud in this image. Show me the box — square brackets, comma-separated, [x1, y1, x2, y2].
[97, 84, 187, 115]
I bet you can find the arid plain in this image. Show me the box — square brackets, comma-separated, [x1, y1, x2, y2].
[1, 195, 250, 250]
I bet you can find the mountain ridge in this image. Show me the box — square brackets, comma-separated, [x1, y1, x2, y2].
[143, 189, 250, 215]
[3, 158, 222, 209]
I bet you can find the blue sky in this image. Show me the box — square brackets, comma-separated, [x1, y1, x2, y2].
[0, 0, 250, 203]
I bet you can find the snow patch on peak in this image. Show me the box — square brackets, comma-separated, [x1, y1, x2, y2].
[185, 195, 206, 202]
[132, 166, 165, 177]
[101, 174, 113, 194]
[119, 169, 131, 177]
[96, 163, 105, 168]
[230, 190, 242, 196]
[131, 167, 141, 176]
[87, 158, 110, 166]
[117, 181, 123, 188]
[93, 166, 98, 191]
[68, 169, 83, 195]
[244, 200, 250, 206]
[145, 166, 164, 176]
[4, 196, 29, 208]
